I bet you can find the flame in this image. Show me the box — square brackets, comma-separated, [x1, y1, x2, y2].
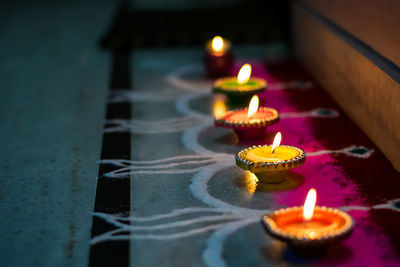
[212, 36, 224, 52]
[247, 95, 259, 118]
[213, 97, 227, 119]
[244, 171, 258, 197]
[271, 132, 282, 153]
[237, 64, 251, 84]
[303, 188, 317, 221]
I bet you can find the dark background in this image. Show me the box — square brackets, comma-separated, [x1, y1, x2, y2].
[100, 0, 290, 50]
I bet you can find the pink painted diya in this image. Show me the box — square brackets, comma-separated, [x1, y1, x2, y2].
[235, 133, 305, 183]
[204, 36, 233, 78]
[213, 64, 267, 103]
[263, 189, 354, 251]
[215, 95, 279, 139]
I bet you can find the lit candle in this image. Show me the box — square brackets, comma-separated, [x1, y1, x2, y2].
[235, 132, 305, 183]
[212, 94, 227, 120]
[204, 36, 233, 78]
[282, 189, 338, 236]
[263, 188, 354, 250]
[215, 95, 279, 140]
[213, 63, 267, 104]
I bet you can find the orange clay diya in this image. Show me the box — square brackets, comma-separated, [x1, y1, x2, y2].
[204, 36, 233, 78]
[263, 188, 354, 251]
[235, 132, 305, 183]
[215, 95, 279, 140]
[213, 64, 267, 104]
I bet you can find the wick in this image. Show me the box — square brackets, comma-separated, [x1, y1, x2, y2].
[271, 147, 277, 154]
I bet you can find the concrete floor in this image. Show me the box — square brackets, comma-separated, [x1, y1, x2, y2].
[0, 2, 115, 266]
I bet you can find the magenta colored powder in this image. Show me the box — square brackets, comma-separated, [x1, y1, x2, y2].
[229, 61, 400, 265]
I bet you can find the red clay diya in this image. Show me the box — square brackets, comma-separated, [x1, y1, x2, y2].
[204, 36, 233, 78]
[262, 189, 354, 251]
[215, 95, 279, 140]
[213, 64, 267, 103]
[235, 132, 305, 183]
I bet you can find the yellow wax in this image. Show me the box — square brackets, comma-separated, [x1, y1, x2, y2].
[246, 146, 300, 163]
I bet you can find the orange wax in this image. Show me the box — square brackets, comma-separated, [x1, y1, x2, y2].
[284, 218, 339, 238]
[225, 110, 275, 124]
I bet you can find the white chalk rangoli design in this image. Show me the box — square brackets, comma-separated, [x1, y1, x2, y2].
[91, 65, 396, 267]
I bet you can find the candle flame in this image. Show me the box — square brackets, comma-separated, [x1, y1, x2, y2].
[244, 171, 258, 197]
[247, 95, 259, 118]
[213, 96, 227, 119]
[303, 188, 317, 221]
[237, 64, 251, 85]
[212, 36, 224, 52]
[271, 132, 282, 153]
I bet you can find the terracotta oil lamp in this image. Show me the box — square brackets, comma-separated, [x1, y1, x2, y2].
[213, 64, 267, 104]
[235, 132, 305, 183]
[215, 95, 279, 140]
[263, 188, 354, 251]
[204, 36, 233, 78]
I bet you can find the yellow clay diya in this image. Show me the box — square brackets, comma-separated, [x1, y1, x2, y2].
[213, 64, 267, 103]
[235, 132, 305, 183]
[215, 95, 279, 139]
[262, 188, 354, 250]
